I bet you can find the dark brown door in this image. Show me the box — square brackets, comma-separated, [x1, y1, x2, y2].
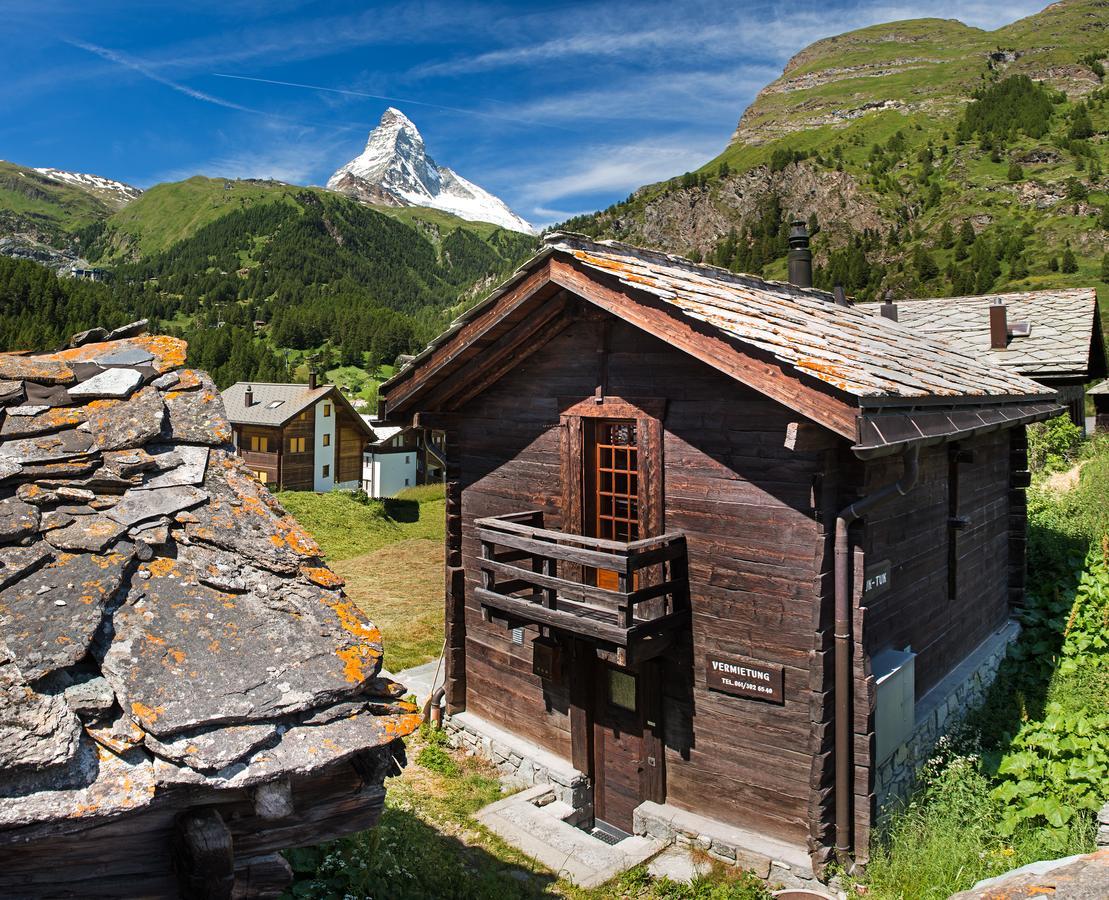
[593, 664, 643, 832]
[587, 420, 640, 590]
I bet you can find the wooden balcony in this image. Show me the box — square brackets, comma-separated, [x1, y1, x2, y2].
[474, 511, 690, 665]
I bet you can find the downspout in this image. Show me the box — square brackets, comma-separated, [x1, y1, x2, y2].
[833, 444, 920, 861]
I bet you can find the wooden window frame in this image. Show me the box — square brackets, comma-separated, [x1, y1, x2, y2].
[559, 397, 665, 542]
[322, 403, 332, 418]
[322, 433, 331, 447]
[250, 435, 269, 453]
[322, 463, 330, 479]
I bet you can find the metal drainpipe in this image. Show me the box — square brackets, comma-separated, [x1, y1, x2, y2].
[833, 444, 920, 860]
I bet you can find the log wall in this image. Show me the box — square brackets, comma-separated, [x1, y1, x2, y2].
[456, 313, 828, 847]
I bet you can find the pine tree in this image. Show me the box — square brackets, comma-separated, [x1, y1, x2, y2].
[1007, 160, 1024, 182]
[1100, 252, 1109, 281]
[1069, 103, 1094, 140]
[1048, 256, 1059, 272]
[1061, 247, 1079, 273]
[939, 221, 955, 249]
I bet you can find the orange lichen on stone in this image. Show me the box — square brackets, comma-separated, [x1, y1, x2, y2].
[175, 369, 203, 390]
[301, 566, 344, 588]
[130, 701, 165, 725]
[85, 398, 121, 411]
[145, 557, 181, 578]
[132, 335, 187, 372]
[384, 713, 422, 738]
[0, 352, 75, 385]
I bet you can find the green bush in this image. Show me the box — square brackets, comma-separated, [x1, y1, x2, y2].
[1027, 414, 1086, 474]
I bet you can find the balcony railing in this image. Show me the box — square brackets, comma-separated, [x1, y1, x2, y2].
[473, 511, 690, 665]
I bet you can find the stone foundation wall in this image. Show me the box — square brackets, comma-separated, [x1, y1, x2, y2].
[444, 711, 592, 825]
[876, 620, 1019, 813]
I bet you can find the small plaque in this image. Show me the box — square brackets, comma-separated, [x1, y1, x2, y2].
[705, 654, 784, 703]
[863, 559, 892, 599]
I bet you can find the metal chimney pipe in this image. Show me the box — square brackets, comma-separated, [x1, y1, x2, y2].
[308, 370, 318, 390]
[244, 385, 254, 407]
[787, 220, 813, 289]
[880, 289, 898, 322]
[989, 299, 1008, 350]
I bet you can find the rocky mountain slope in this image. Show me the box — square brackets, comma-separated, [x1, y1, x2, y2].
[328, 108, 534, 234]
[564, 0, 1109, 306]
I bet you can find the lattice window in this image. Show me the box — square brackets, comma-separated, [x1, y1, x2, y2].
[594, 421, 639, 543]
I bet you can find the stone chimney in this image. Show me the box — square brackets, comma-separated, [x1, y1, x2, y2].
[880, 289, 898, 322]
[308, 370, 318, 390]
[787, 221, 813, 289]
[833, 284, 849, 307]
[990, 298, 1008, 350]
[244, 385, 254, 407]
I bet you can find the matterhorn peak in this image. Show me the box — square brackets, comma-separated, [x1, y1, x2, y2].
[327, 108, 534, 235]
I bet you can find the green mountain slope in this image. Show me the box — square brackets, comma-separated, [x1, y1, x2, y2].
[0, 161, 114, 258]
[563, 0, 1109, 309]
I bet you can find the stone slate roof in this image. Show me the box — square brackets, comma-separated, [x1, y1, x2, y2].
[393, 233, 1054, 404]
[221, 382, 334, 426]
[0, 323, 418, 835]
[859, 288, 1102, 380]
[1089, 380, 1109, 396]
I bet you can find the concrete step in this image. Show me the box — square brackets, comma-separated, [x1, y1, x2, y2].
[475, 786, 664, 888]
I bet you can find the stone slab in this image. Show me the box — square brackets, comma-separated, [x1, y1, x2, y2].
[106, 484, 208, 527]
[45, 515, 127, 553]
[0, 644, 82, 774]
[137, 445, 209, 490]
[86, 385, 165, 451]
[0, 497, 40, 542]
[101, 556, 385, 736]
[161, 374, 232, 445]
[67, 367, 143, 400]
[0, 549, 133, 681]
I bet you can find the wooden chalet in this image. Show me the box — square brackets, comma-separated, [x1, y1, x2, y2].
[222, 376, 373, 491]
[379, 231, 1061, 877]
[0, 326, 417, 897]
[863, 288, 1106, 429]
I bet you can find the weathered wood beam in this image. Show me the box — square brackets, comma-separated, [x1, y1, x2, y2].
[785, 421, 842, 452]
[382, 264, 560, 413]
[549, 257, 859, 440]
[173, 807, 235, 900]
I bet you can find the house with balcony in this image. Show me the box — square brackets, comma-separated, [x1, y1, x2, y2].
[379, 231, 1060, 883]
[222, 377, 373, 491]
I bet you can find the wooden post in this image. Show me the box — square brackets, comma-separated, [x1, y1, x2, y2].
[173, 807, 235, 900]
[569, 638, 595, 780]
[442, 424, 466, 713]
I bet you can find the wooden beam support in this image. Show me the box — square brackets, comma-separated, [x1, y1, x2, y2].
[173, 807, 235, 900]
[785, 421, 842, 452]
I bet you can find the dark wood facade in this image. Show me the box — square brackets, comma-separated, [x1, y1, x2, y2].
[227, 390, 368, 491]
[382, 238, 1057, 869]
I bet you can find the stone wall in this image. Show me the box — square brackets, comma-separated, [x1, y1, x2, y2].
[875, 620, 1019, 813]
[445, 710, 592, 826]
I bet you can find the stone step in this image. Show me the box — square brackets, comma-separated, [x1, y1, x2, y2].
[475, 786, 664, 889]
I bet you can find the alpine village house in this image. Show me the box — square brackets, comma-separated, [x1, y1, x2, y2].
[222, 375, 373, 491]
[379, 229, 1063, 883]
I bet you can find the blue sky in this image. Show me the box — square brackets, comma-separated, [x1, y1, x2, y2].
[1, 0, 1047, 226]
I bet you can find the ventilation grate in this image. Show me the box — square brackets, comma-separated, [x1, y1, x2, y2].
[590, 821, 631, 845]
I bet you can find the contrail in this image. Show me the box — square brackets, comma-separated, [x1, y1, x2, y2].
[212, 73, 572, 131]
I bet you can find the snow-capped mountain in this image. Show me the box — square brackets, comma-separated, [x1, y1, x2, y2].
[33, 168, 142, 207]
[327, 108, 534, 235]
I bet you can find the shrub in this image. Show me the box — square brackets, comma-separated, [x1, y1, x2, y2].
[1028, 414, 1085, 473]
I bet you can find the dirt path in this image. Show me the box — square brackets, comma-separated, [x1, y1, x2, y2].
[1043, 459, 1089, 493]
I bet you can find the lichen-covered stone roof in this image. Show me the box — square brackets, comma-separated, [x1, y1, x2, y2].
[0, 322, 419, 834]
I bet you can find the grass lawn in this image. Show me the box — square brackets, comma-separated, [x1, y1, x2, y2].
[276, 485, 446, 673]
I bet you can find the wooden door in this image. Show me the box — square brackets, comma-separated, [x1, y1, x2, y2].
[588, 420, 640, 590]
[593, 664, 643, 832]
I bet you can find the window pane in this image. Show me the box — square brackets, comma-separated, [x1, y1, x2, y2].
[609, 669, 636, 711]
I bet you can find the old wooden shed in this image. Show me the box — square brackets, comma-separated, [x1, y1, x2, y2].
[380, 233, 1061, 879]
[0, 326, 418, 898]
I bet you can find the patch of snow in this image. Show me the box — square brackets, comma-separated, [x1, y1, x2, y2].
[33, 168, 142, 203]
[327, 108, 534, 234]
